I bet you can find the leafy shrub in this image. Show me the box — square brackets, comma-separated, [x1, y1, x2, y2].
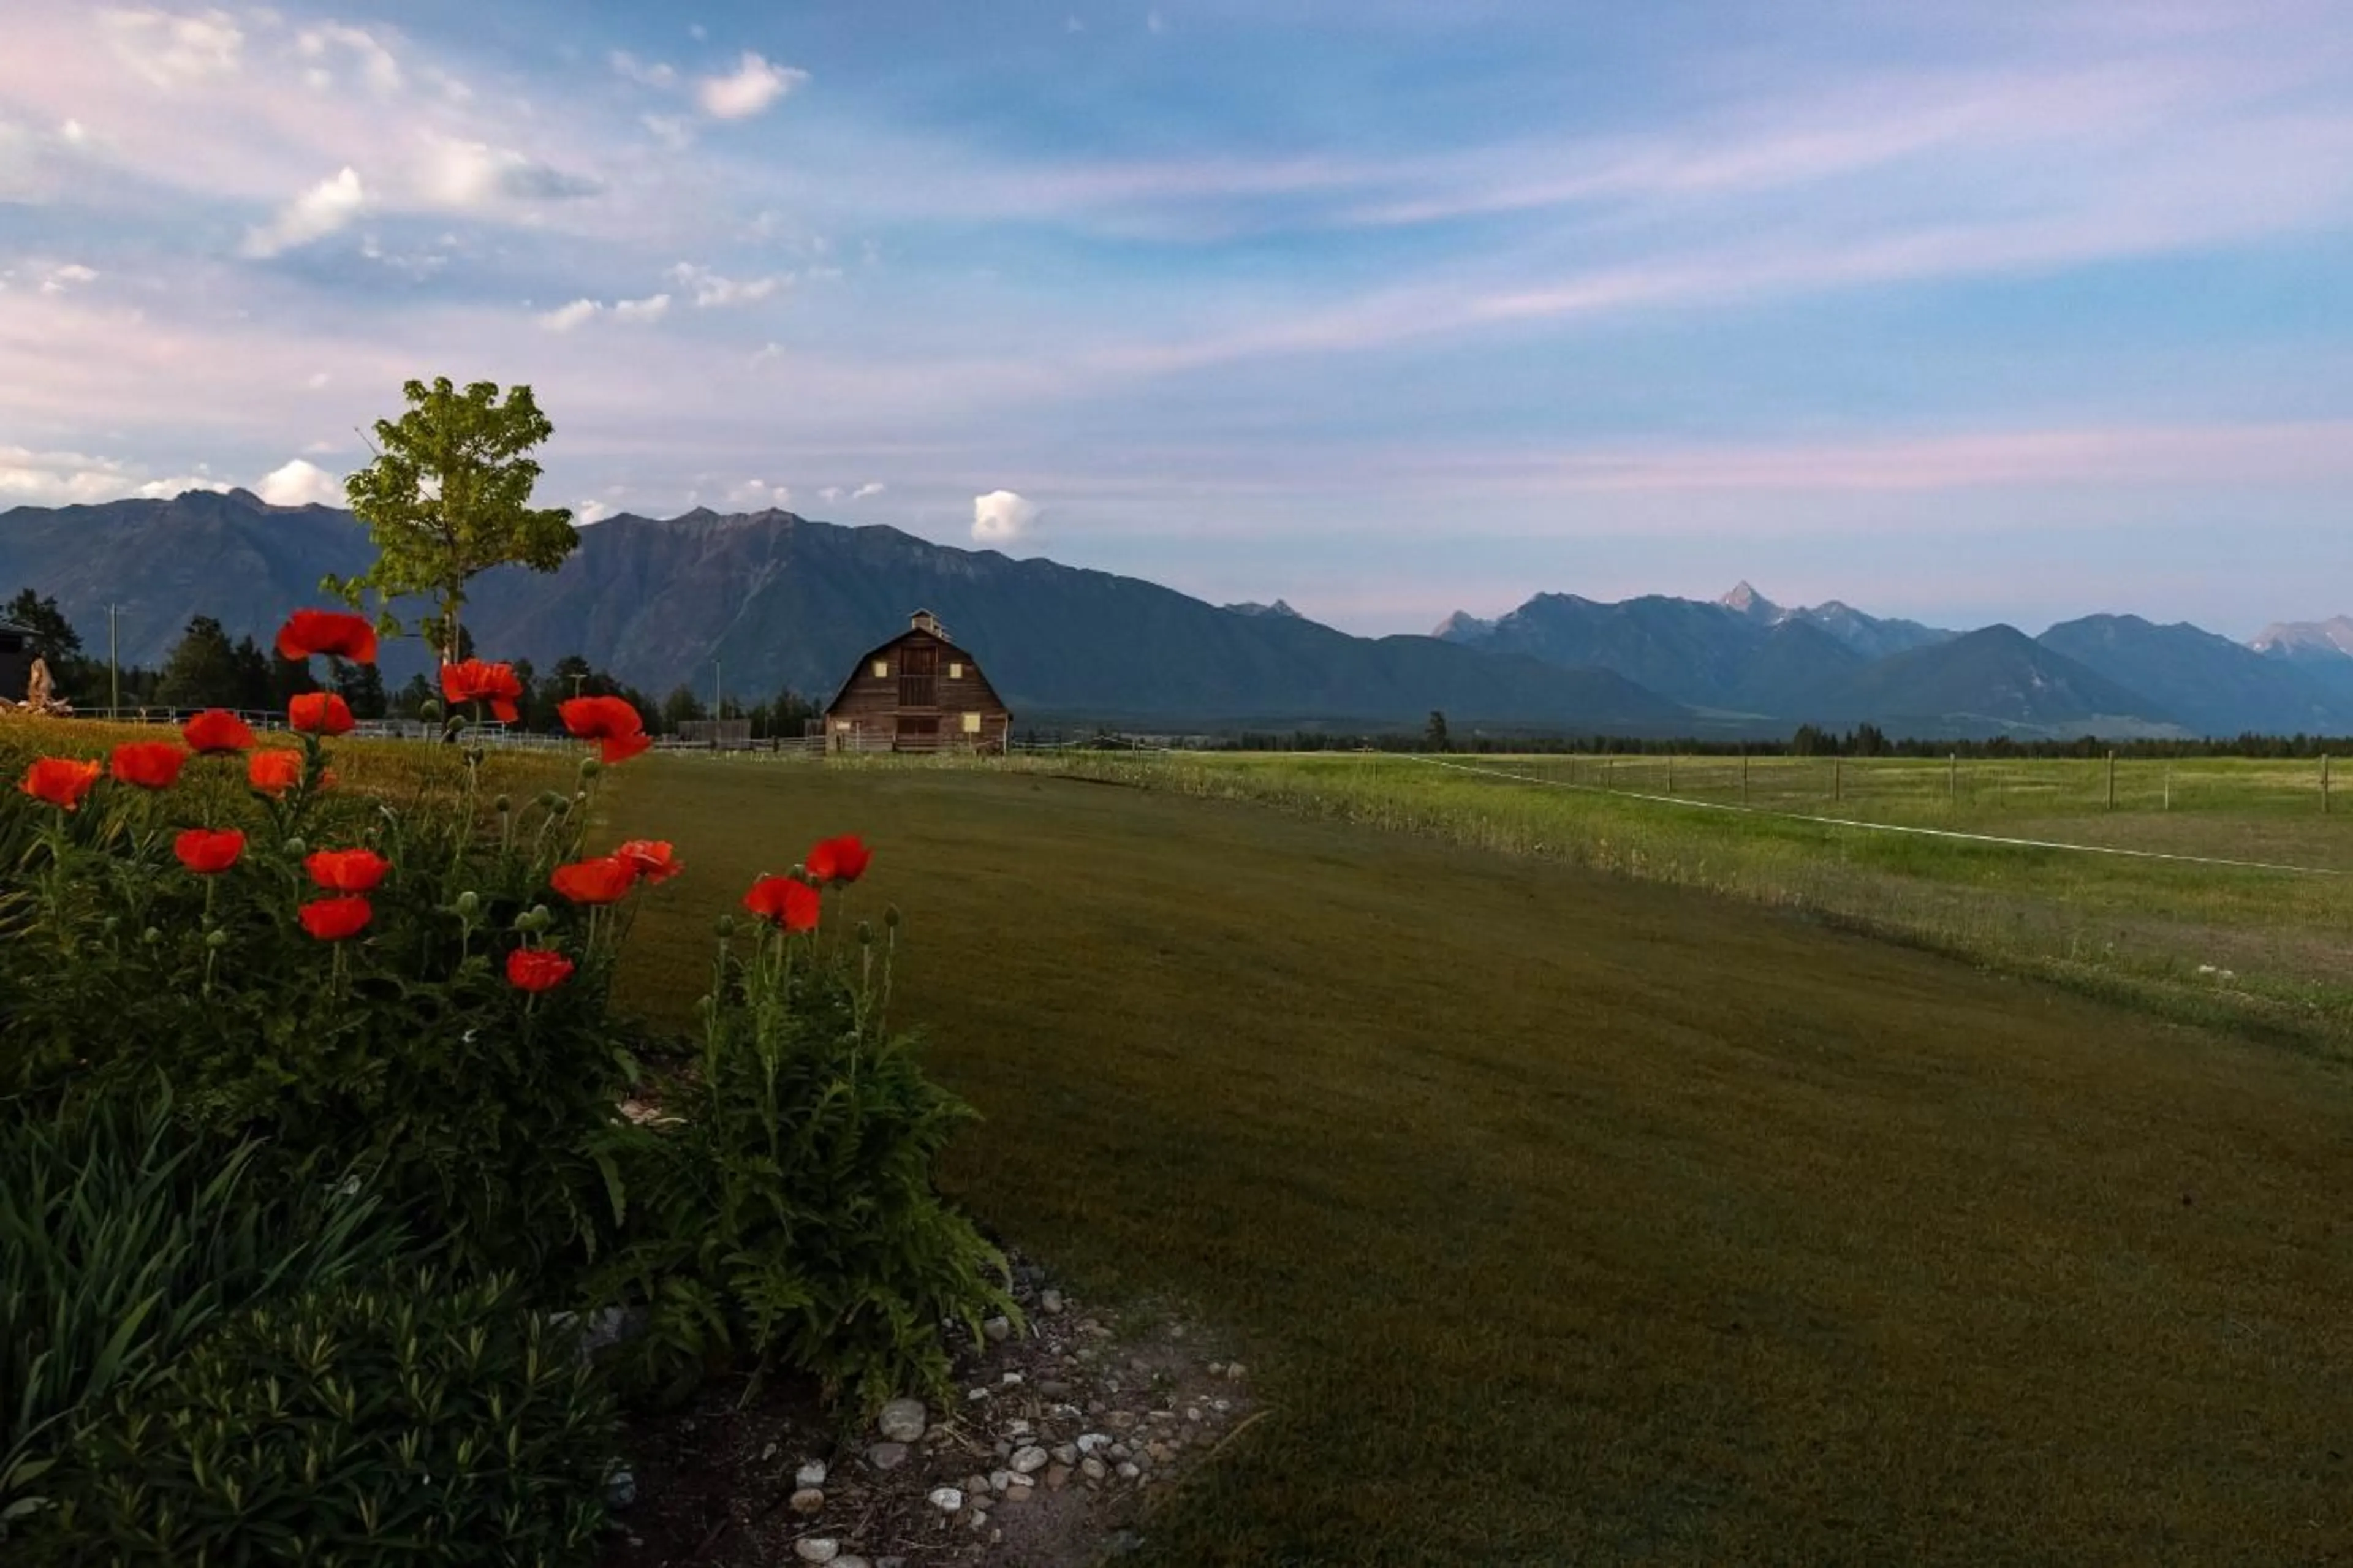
[52, 1270, 615, 1567]
[597, 907, 1017, 1412]
[0, 1090, 403, 1537]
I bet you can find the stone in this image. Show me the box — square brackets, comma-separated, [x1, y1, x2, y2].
[999, 1371, 1023, 1385]
[1226, 1363, 1247, 1381]
[1037, 1379, 1074, 1399]
[789, 1488, 825, 1515]
[837, 1559, 870, 1568]
[1075, 1433, 1112, 1455]
[605, 1469, 636, 1510]
[1108, 1442, 1132, 1462]
[1116, 1461, 1141, 1480]
[866, 1441, 910, 1472]
[794, 1540, 840, 1564]
[1010, 1444, 1050, 1475]
[1051, 1444, 1077, 1466]
[878, 1399, 928, 1443]
[1208, 1362, 1226, 1376]
[928, 1486, 964, 1512]
[1007, 1418, 1033, 1438]
[762, 1441, 781, 1462]
[989, 1469, 1014, 1494]
[1045, 1463, 1073, 1491]
[1184, 1407, 1203, 1423]
[1107, 1411, 1137, 1431]
[964, 1474, 993, 1498]
[1040, 1290, 1064, 1314]
[983, 1316, 1012, 1343]
[796, 1460, 828, 1488]
[1081, 1456, 1108, 1482]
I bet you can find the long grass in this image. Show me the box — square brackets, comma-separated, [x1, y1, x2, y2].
[602, 757, 2353, 1567]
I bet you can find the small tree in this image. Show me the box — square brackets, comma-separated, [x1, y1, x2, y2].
[155, 616, 244, 710]
[329, 378, 577, 664]
[1425, 710, 1450, 752]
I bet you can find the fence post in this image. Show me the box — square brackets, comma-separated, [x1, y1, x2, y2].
[1949, 752, 1958, 801]
[1741, 749, 1750, 806]
[2164, 763, 2172, 812]
[1666, 754, 1675, 795]
[1833, 755, 1842, 804]
[2107, 751, 2116, 811]
[2325, 753, 2333, 815]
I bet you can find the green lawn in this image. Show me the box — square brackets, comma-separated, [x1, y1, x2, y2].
[606, 757, 2353, 1567]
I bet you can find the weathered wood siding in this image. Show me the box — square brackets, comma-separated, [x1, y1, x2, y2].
[823, 627, 1014, 752]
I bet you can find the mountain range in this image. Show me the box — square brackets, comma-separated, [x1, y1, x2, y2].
[4, 488, 2351, 739]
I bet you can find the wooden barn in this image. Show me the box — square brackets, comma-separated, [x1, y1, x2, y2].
[822, 610, 1012, 754]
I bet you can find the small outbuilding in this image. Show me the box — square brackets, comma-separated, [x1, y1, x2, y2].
[0, 620, 36, 708]
[822, 610, 1012, 754]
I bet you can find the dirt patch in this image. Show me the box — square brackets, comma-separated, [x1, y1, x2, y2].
[600, 1252, 1258, 1568]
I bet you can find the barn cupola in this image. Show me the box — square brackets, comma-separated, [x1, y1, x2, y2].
[910, 608, 947, 638]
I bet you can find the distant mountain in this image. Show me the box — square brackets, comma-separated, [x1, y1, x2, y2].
[0, 491, 1689, 732]
[1222, 599, 1307, 620]
[2251, 616, 2353, 663]
[1713, 581, 1953, 660]
[1821, 625, 2180, 738]
[2039, 615, 2353, 737]
[1431, 611, 1495, 641]
[1723, 618, 1868, 718]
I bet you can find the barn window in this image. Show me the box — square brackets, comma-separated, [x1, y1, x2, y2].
[948, 662, 963, 679]
[871, 659, 889, 678]
[834, 720, 851, 732]
[962, 711, 982, 734]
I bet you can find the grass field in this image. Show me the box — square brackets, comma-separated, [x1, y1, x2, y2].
[605, 756, 2353, 1567]
[996, 749, 2353, 1059]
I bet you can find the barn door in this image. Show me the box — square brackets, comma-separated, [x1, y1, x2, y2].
[899, 643, 938, 708]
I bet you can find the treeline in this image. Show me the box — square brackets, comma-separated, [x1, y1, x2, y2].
[6, 589, 822, 738]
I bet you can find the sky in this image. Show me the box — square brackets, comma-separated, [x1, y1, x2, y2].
[2, 1, 2351, 638]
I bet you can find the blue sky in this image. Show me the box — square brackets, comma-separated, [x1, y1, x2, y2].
[3, 1, 2351, 637]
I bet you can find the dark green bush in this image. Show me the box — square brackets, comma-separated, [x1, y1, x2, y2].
[0, 1091, 403, 1539]
[54, 1270, 615, 1567]
[596, 929, 1016, 1412]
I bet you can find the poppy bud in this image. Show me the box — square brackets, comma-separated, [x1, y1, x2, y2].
[537, 790, 566, 809]
[789, 863, 809, 882]
[578, 757, 603, 778]
[419, 699, 443, 721]
[284, 836, 307, 857]
[455, 890, 480, 917]
[143, 927, 162, 945]
[466, 748, 486, 768]
[206, 929, 231, 950]
[494, 795, 512, 814]
[857, 920, 874, 946]
[884, 905, 902, 930]
[103, 917, 120, 935]
[528, 903, 553, 932]
[713, 914, 737, 939]
[695, 994, 714, 1015]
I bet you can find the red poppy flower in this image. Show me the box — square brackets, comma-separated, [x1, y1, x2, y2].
[551, 856, 635, 904]
[743, 874, 820, 932]
[506, 947, 576, 993]
[183, 708, 257, 754]
[615, 839, 683, 884]
[806, 834, 872, 885]
[298, 895, 372, 941]
[248, 749, 303, 797]
[441, 659, 525, 724]
[558, 695, 652, 763]
[289, 692, 355, 735]
[276, 608, 378, 665]
[108, 741, 191, 790]
[174, 827, 246, 875]
[20, 757, 102, 811]
[305, 847, 390, 893]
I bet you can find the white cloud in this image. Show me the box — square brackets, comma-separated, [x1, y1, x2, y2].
[239, 166, 363, 258]
[538, 298, 602, 331]
[642, 114, 694, 150]
[613, 292, 671, 324]
[610, 50, 676, 87]
[422, 138, 604, 206]
[255, 456, 343, 507]
[725, 479, 790, 510]
[577, 499, 615, 524]
[817, 482, 883, 502]
[751, 341, 784, 365]
[851, 481, 885, 499]
[304, 370, 329, 389]
[697, 52, 807, 119]
[58, 119, 88, 145]
[972, 488, 1039, 543]
[99, 7, 243, 86]
[39, 263, 99, 294]
[0, 444, 227, 506]
[296, 23, 401, 94]
[669, 262, 789, 307]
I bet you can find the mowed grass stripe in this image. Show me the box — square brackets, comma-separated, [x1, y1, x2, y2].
[608, 760, 2353, 1567]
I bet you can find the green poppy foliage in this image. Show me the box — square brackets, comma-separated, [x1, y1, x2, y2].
[328, 378, 577, 661]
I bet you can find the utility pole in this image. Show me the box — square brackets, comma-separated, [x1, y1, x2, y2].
[108, 604, 121, 717]
[711, 658, 722, 722]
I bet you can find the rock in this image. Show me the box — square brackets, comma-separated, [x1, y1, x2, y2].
[1108, 1442, 1132, 1461]
[1208, 1361, 1226, 1376]
[999, 1371, 1023, 1385]
[1116, 1461, 1141, 1480]
[1037, 1379, 1074, 1399]
[1081, 1456, 1108, 1482]
[1010, 1444, 1050, 1475]
[966, 1388, 990, 1403]
[1007, 1418, 1033, 1438]
[866, 1441, 910, 1472]
[836, 1558, 870, 1568]
[1051, 1444, 1077, 1466]
[878, 1399, 928, 1443]
[1045, 1463, 1073, 1491]
[794, 1540, 840, 1564]
[795, 1460, 828, 1488]
[964, 1474, 993, 1498]
[1226, 1363, 1247, 1381]
[928, 1487, 964, 1513]
[1107, 1411, 1137, 1430]
[983, 1316, 1012, 1343]
[993, 1440, 1012, 1461]
[1184, 1407, 1202, 1423]
[1075, 1433, 1112, 1455]
[789, 1488, 825, 1515]
[1040, 1290, 1064, 1314]
[762, 1441, 781, 1463]
[605, 1469, 635, 1509]
[989, 1469, 1013, 1494]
